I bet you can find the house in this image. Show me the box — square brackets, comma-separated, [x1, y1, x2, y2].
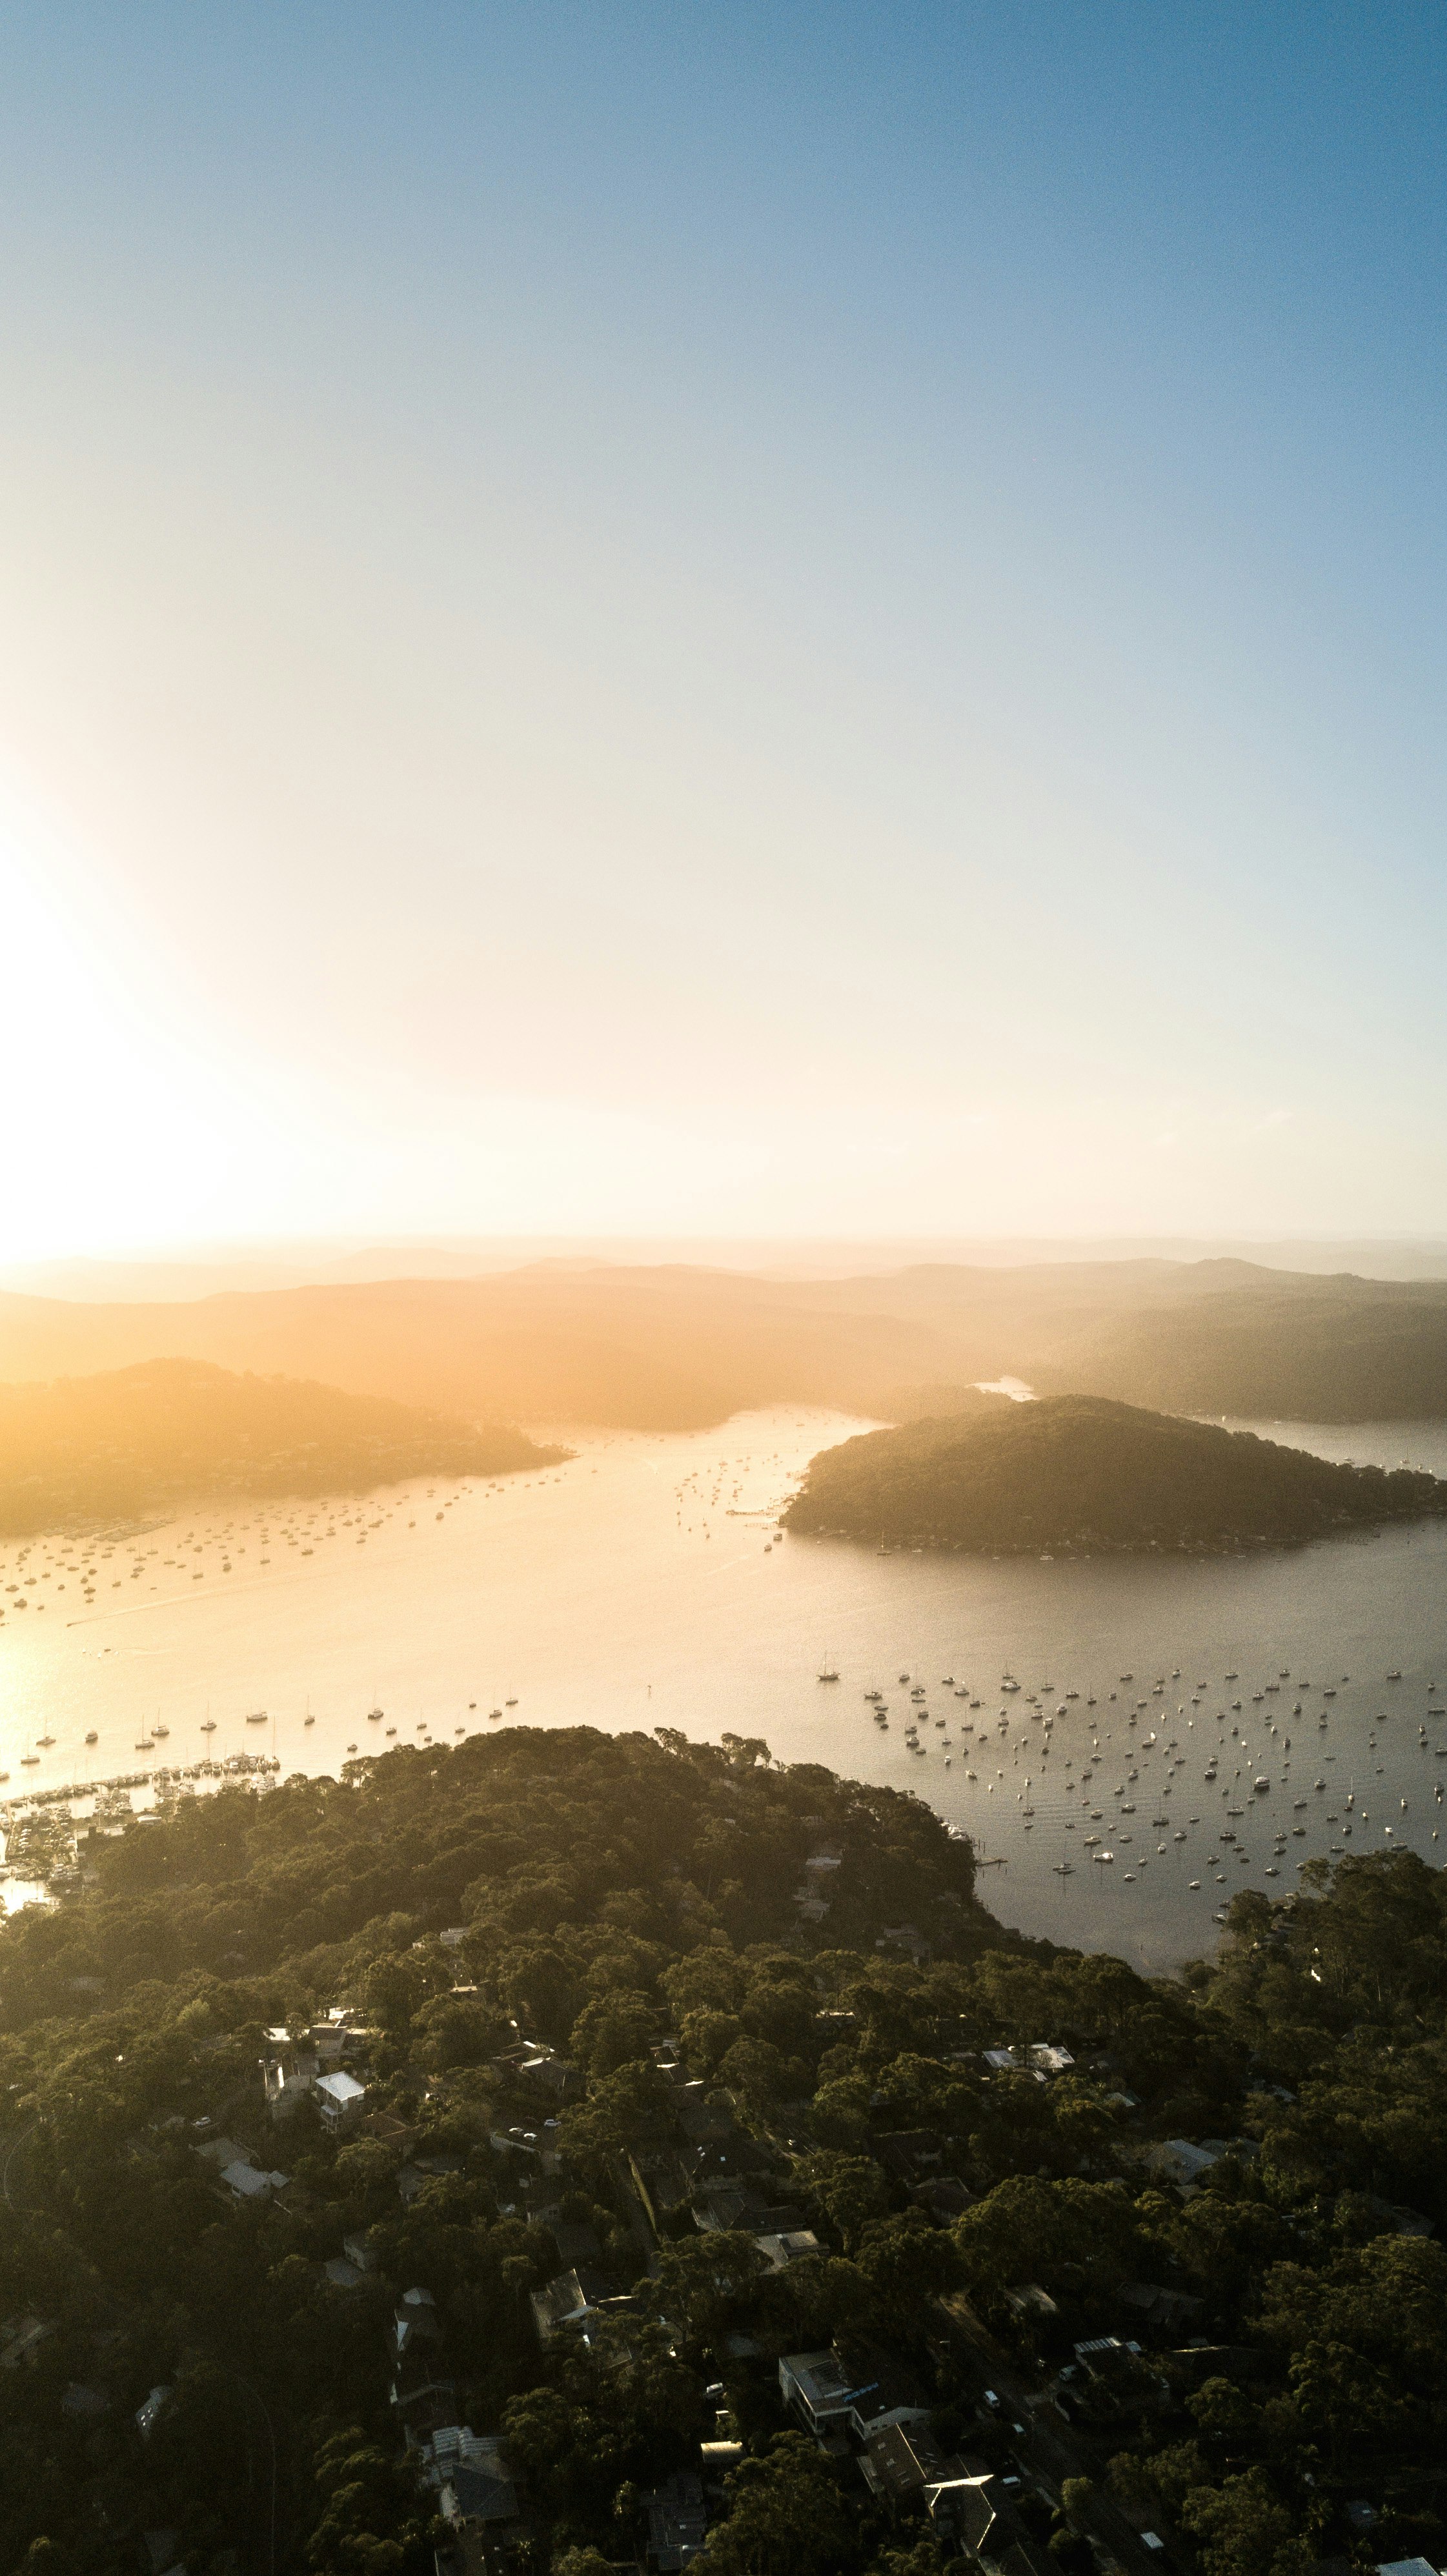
[779, 2348, 928, 2446]
[390, 2373, 460, 2440]
[860, 2420, 966, 2507]
[259, 2014, 370, 2121]
[61, 2382, 110, 2418]
[1058, 2337, 1165, 2423]
[136, 2385, 172, 2440]
[508, 2049, 582, 2107]
[1144, 2138, 1220, 2191]
[1119, 2281, 1202, 2330]
[367, 2109, 418, 2153]
[221, 2158, 289, 2204]
[529, 2266, 617, 2348]
[260, 2024, 318, 2118]
[549, 2218, 603, 2268]
[875, 2132, 947, 2191]
[420, 2427, 520, 2529]
[343, 2231, 377, 2271]
[262, 2053, 314, 2119]
[645, 2469, 707, 2571]
[0, 2314, 56, 2371]
[392, 2287, 441, 2359]
[629, 2144, 696, 2226]
[1027, 2044, 1074, 2077]
[911, 2174, 973, 2221]
[926, 2470, 1053, 2571]
[982, 2044, 1072, 2082]
[693, 2181, 767, 2233]
[676, 2084, 733, 2144]
[1358, 2199, 1435, 2240]
[325, 2257, 364, 2289]
[316, 2071, 367, 2129]
[922, 2471, 998, 2551]
[192, 2133, 248, 2170]
[753, 2229, 822, 2271]
[1144, 2137, 1256, 2195]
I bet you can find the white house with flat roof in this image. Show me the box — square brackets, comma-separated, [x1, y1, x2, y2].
[316, 2070, 367, 2129]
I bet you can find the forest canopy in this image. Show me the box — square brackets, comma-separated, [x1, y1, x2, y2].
[1, 1729, 1446, 2571]
[784, 1394, 1447, 1553]
[0, 1358, 563, 1534]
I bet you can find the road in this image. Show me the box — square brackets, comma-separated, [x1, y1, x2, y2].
[935, 2298, 1173, 2572]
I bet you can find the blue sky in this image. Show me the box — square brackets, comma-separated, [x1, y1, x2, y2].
[0, 5, 1444, 1255]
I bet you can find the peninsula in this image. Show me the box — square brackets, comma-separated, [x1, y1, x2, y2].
[783, 1392, 1447, 1553]
[0, 1357, 563, 1535]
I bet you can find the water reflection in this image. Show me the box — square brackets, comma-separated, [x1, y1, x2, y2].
[0, 1407, 1444, 1967]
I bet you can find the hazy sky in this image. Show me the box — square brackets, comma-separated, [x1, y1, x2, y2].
[1, 4, 1445, 1260]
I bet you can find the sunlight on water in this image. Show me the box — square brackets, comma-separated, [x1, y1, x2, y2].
[3, 1407, 1446, 1968]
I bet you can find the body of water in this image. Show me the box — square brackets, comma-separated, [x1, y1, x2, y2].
[3, 1407, 1447, 1969]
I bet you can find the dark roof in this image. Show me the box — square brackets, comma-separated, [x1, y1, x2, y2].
[831, 2344, 926, 2429]
[876, 2129, 947, 2182]
[865, 2419, 960, 2502]
[452, 2464, 518, 2524]
[549, 2220, 603, 2267]
[645, 2468, 707, 2571]
[926, 2475, 997, 2550]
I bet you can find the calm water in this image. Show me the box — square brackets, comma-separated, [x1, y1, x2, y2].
[3, 1407, 1447, 1969]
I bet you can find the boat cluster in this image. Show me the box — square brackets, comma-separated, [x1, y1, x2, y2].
[838, 1654, 1447, 1926]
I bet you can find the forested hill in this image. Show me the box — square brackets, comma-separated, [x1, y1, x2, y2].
[0, 1358, 562, 1534]
[3, 1729, 1447, 2572]
[784, 1393, 1447, 1553]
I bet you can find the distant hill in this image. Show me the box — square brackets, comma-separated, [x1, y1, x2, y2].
[0, 1360, 562, 1535]
[1037, 1275, 1447, 1421]
[1, 1258, 1447, 1428]
[783, 1394, 1447, 1553]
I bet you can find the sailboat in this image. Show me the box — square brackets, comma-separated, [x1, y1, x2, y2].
[816, 1655, 840, 1682]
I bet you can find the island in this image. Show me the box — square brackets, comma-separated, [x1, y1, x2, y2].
[0, 1356, 565, 1535]
[783, 1391, 1447, 1553]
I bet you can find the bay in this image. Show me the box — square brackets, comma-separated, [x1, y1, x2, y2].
[2, 1405, 1446, 1968]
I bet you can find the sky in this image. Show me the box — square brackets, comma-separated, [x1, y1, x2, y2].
[1, 3, 1445, 1262]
